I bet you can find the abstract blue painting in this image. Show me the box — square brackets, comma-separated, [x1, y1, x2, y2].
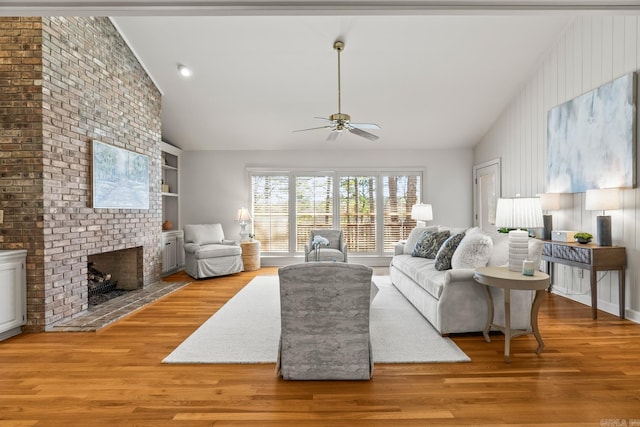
[92, 141, 149, 209]
[546, 72, 636, 193]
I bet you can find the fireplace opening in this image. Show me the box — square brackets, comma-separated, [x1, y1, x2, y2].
[87, 247, 143, 307]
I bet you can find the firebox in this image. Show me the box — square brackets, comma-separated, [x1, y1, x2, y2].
[87, 247, 143, 304]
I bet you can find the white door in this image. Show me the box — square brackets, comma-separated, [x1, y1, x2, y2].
[473, 159, 501, 233]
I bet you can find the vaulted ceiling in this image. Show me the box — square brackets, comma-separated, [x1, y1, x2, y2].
[3, 2, 637, 151]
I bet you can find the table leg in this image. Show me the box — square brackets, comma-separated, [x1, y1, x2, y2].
[619, 268, 625, 319]
[546, 261, 554, 291]
[482, 285, 493, 343]
[590, 269, 598, 320]
[504, 289, 511, 363]
[531, 289, 545, 354]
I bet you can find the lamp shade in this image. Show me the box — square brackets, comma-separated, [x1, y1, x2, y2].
[410, 204, 433, 222]
[495, 197, 543, 229]
[585, 188, 620, 211]
[236, 207, 252, 222]
[539, 193, 561, 211]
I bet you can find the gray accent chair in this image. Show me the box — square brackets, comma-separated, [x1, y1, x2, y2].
[304, 229, 348, 262]
[183, 224, 243, 279]
[277, 262, 374, 380]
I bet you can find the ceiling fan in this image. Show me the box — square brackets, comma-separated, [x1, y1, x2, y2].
[294, 40, 380, 141]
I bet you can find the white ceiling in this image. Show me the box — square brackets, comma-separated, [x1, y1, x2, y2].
[112, 14, 571, 151]
[5, 2, 635, 151]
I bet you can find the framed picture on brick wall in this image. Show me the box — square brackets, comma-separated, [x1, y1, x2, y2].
[92, 140, 149, 209]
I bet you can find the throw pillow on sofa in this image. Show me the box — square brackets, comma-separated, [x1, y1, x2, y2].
[404, 226, 439, 255]
[412, 230, 450, 259]
[451, 232, 493, 269]
[434, 232, 466, 271]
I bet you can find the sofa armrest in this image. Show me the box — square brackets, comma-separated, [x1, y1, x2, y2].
[183, 243, 200, 254]
[340, 242, 348, 262]
[394, 241, 406, 256]
[443, 268, 476, 285]
[222, 239, 239, 246]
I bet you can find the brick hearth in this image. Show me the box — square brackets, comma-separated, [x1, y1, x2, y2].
[0, 17, 163, 331]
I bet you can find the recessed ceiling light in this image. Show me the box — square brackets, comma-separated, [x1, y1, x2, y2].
[177, 64, 192, 77]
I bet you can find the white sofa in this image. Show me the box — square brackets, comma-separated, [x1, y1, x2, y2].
[390, 226, 543, 335]
[183, 224, 243, 279]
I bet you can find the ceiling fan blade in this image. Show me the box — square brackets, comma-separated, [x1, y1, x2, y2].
[348, 127, 379, 141]
[326, 131, 340, 141]
[350, 122, 381, 130]
[314, 116, 334, 123]
[293, 125, 332, 133]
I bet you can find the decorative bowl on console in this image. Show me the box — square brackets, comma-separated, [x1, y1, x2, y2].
[574, 232, 592, 244]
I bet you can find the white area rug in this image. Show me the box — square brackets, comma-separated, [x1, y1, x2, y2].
[163, 275, 470, 364]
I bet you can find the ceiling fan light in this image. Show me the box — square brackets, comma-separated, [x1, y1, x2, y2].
[177, 64, 192, 77]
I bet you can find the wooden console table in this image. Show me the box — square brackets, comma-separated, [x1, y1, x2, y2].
[541, 241, 626, 319]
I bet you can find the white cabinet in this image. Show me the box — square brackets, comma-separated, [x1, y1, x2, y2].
[176, 233, 185, 267]
[162, 230, 184, 275]
[0, 250, 27, 341]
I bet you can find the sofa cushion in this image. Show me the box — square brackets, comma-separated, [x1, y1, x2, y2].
[311, 229, 342, 250]
[434, 232, 466, 271]
[184, 224, 225, 245]
[451, 232, 493, 269]
[488, 232, 510, 267]
[412, 230, 450, 259]
[438, 225, 470, 235]
[392, 254, 447, 299]
[195, 243, 241, 259]
[528, 238, 544, 268]
[404, 226, 439, 255]
[308, 248, 345, 262]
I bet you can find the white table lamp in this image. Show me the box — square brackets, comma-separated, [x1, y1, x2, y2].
[411, 203, 433, 227]
[585, 188, 620, 246]
[539, 193, 561, 240]
[495, 196, 543, 272]
[236, 207, 252, 241]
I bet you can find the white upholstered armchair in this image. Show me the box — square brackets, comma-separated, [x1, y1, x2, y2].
[183, 224, 243, 279]
[277, 262, 374, 380]
[304, 229, 348, 262]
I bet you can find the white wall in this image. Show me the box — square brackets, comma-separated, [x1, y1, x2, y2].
[180, 148, 473, 265]
[474, 15, 640, 322]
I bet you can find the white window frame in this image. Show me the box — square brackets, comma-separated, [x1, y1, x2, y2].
[248, 168, 423, 257]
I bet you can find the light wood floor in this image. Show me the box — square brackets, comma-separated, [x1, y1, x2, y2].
[1, 267, 639, 426]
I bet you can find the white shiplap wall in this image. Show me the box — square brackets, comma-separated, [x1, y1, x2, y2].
[474, 15, 640, 323]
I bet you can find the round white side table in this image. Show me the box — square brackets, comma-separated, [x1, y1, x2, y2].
[473, 266, 550, 362]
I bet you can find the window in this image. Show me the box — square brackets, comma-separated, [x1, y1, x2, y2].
[340, 175, 376, 253]
[295, 175, 333, 252]
[250, 170, 421, 256]
[251, 175, 289, 252]
[382, 174, 420, 251]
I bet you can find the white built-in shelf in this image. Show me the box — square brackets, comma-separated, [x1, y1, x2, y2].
[161, 141, 182, 232]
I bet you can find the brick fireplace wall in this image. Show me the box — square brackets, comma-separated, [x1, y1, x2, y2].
[0, 17, 163, 331]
